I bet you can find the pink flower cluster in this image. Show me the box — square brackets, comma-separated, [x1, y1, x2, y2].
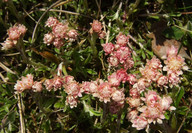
[132, 50, 188, 93]
[133, 56, 167, 92]
[108, 69, 137, 86]
[102, 33, 134, 69]
[44, 17, 78, 48]
[90, 20, 106, 39]
[42, 70, 129, 110]
[2, 24, 27, 50]
[126, 90, 175, 130]
[14, 74, 43, 93]
[44, 76, 64, 91]
[64, 75, 125, 110]
[163, 46, 188, 87]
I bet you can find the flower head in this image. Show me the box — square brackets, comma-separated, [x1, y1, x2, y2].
[116, 32, 129, 46]
[45, 17, 59, 27]
[91, 20, 102, 33]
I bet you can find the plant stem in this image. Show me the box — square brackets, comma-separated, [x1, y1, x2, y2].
[127, 0, 141, 19]
[176, 98, 192, 133]
[102, 102, 107, 123]
[62, 65, 68, 76]
[17, 93, 25, 133]
[116, 111, 122, 133]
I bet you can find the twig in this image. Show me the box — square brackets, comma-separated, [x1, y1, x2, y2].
[38, 8, 93, 19]
[128, 34, 144, 49]
[0, 81, 15, 84]
[0, 72, 7, 82]
[176, 98, 192, 133]
[2, 50, 30, 56]
[127, 42, 138, 56]
[95, 0, 101, 18]
[23, 8, 37, 23]
[105, 20, 111, 44]
[17, 93, 25, 133]
[116, 111, 122, 133]
[53, 0, 72, 8]
[0, 62, 16, 74]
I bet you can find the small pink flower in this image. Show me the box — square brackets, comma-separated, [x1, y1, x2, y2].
[127, 109, 138, 122]
[14, 74, 34, 93]
[80, 81, 98, 94]
[63, 75, 75, 84]
[116, 32, 129, 46]
[167, 45, 178, 57]
[53, 76, 64, 90]
[108, 56, 119, 67]
[17, 24, 27, 35]
[132, 116, 148, 130]
[80, 81, 91, 94]
[167, 72, 180, 87]
[127, 74, 137, 85]
[8, 26, 21, 40]
[45, 17, 59, 27]
[108, 72, 121, 87]
[129, 88, 140, 98]
[160, 96, 175, 111]
[44, 79, 54, 91]
[52, 22, 68, 38]
[88, 81, 98, 94]
[164, 54, 188, 73]
[146, 56, 162, 70]
[7, 24, 27, 40]
[67, 29, 78, 42]
[66, 95, 78, 108]
[98, 31, 106, 39]
[157, 75, 168, 87]
[140, 66, 161, 82]
[43, 33, 54, 45]
[126, 97, 141, 107]
[133, 78, 151, 93]
[91, 20, 102, 33]
[144, 90, 161, 107]
[64, 82, 81, 98]
[141, 106, 163, 120]
[53, 38, 64, 48]
[123, 57, 134, 69]
[32, 81, 43, 92]
[116, 69, 129, 83]
[1, 38, 15, 50]
[14, 81, 24, 93]
[97, 82, 114, 103]
[114, 47, 131, 64]
[102, 43, 115, 55]
[111, 89, 125, 102]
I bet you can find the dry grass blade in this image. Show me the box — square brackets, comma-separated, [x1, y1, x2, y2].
[0, 62, 16, 74]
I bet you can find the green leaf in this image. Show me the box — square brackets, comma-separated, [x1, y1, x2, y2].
[163, 26, 185, 40]
[164, 112, 170, 120]
[141, 50, 146, 59]
[171, 114, 177, 130]
[177, 106, 188, 115]
[86, 69, 97, 75]
[54, 101, 65, 109]
[175, 87, 185, 107]
[43, 98, 55, 109]
[186, 21, 192, 39]
[82, 100, 101, 116]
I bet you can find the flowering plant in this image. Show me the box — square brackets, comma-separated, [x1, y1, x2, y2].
[0, 0, 192, 133]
